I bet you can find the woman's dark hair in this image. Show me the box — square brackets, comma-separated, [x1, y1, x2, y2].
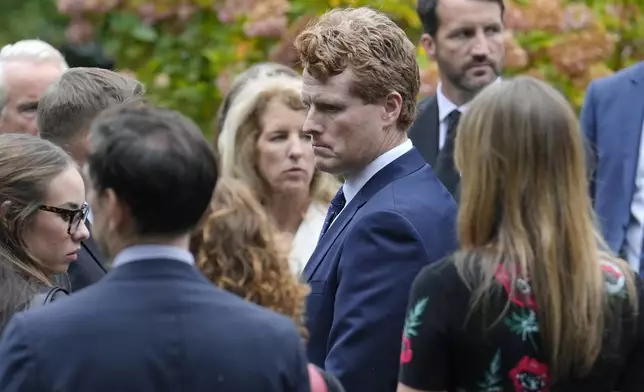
[0, 133, 75, 331]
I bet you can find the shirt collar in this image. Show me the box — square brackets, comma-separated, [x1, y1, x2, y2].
[436, 77, 502, 123]
[343, 139, 413, 204]
[112, 244, 195, 268]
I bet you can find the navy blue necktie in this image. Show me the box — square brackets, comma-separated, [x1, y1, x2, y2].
[319, 188, 346, 239]
[639, 238, 644, 276]
[435, 110, 461, 197]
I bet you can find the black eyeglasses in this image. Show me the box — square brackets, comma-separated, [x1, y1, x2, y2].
[39, 202, 89, 235]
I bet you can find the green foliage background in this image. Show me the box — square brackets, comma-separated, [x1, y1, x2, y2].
[0, 0, 67, 48]
[1, 0, 643, 137]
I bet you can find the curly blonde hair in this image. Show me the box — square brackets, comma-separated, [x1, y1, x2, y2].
[193, 177, 310, 338]
[294, 7, 420, 130]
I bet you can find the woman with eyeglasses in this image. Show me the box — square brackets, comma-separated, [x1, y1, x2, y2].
[0, 133, 89, 332]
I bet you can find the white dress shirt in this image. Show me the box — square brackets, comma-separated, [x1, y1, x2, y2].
[112, 244, 195, 268]
[624, 119, 644, 272]
[342, 139, 414, 208]
[436, 84, 465, 150]
[436, 78, 502, 149]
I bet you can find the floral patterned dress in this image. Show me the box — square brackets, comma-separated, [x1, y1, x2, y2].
[398, 256, 644, 392]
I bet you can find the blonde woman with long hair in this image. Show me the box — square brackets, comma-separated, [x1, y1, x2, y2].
[397, 77, 644, 392]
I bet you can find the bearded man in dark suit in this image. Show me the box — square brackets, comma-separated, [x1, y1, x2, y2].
[409, 0, 505, 197]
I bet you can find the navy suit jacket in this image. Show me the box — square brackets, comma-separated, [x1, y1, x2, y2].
[302, 148, 459, 392]
[581, 62, 644, 254]
[0, 258, 310, 392]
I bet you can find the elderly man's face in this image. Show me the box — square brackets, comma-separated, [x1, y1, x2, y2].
[0, 61, 63, 136]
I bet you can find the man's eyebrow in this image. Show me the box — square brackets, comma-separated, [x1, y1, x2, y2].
[303, 95, 343, 105]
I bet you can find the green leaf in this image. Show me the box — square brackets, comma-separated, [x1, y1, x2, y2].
[403, 297, 428, 337]
[132, 24, 157, 42]
[477, 349, 503, 392]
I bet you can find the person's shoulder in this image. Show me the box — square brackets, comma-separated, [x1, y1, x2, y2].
[588, 62, 643, 94]
[416, 95, 437, 114]
[388, 167, 457, 216]
[218, 293, 302, 339]
[415, 254, 459, 283]
[11, 283, 99, 332]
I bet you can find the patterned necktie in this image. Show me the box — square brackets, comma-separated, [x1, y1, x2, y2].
[319, 188, 346, 239]
[435, 109, 462, 196]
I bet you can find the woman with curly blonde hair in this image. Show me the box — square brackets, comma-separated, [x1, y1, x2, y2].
[193, 177, 309, 337]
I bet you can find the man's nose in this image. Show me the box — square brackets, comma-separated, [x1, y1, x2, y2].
[471, 31, 491, 58]
[303, 110, 322, 136]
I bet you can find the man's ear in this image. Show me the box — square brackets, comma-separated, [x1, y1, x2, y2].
[382, 92, 403, 128]
[103, 189, 123, 233]
[420, 33, 437, 61]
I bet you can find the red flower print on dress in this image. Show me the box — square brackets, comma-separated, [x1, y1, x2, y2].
[400, 297, 428, 365]
[400, 336, 412, 364]
[509, 356, 550, 392]
[601, 261, 626, 296]
[495, 265, 537, 309]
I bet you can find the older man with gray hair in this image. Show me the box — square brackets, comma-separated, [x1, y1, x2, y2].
[0, 39, 68, 136]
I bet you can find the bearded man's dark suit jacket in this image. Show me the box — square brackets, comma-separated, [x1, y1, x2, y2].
[408, 97, 441, 167]
[67, 223, 107, 291]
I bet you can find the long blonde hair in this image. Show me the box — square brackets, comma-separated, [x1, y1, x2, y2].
[454, 76, 637, 380]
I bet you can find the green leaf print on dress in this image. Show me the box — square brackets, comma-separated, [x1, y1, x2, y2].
[456, 349, 503, 392]
[400, 297, 428, 364]
[505, 308, 539, 351]
[478, 349, 503, 392]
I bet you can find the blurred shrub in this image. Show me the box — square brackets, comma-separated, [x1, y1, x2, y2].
[57, 0, 644, 135]
[0, 0, 67, 48]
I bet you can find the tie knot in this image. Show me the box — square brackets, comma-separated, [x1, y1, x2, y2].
[447, 110, 461, 127]
[331, 188, 346, 208]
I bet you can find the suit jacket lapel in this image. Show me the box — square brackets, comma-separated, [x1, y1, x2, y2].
[301, 149, 427, 282]
[301, 198, 361, 282]
[408, 97, 439, 166]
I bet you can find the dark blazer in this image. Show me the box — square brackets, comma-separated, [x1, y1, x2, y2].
[0, 258, 310, 392]
[408, 97, 440, 166]
[302, 148, 459, 392]
[67, 235, 107, 291]
[580, 62, 644, 254]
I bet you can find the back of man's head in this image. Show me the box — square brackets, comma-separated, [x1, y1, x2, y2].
[38, 67, 144, 163]
[87, 105, 218, 238]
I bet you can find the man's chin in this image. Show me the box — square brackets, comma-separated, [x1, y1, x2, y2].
[314, 157, 340, 175]
[462, 75, 498, 93]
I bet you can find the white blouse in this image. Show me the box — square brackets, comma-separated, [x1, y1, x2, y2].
[289, 202, 327, 276]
